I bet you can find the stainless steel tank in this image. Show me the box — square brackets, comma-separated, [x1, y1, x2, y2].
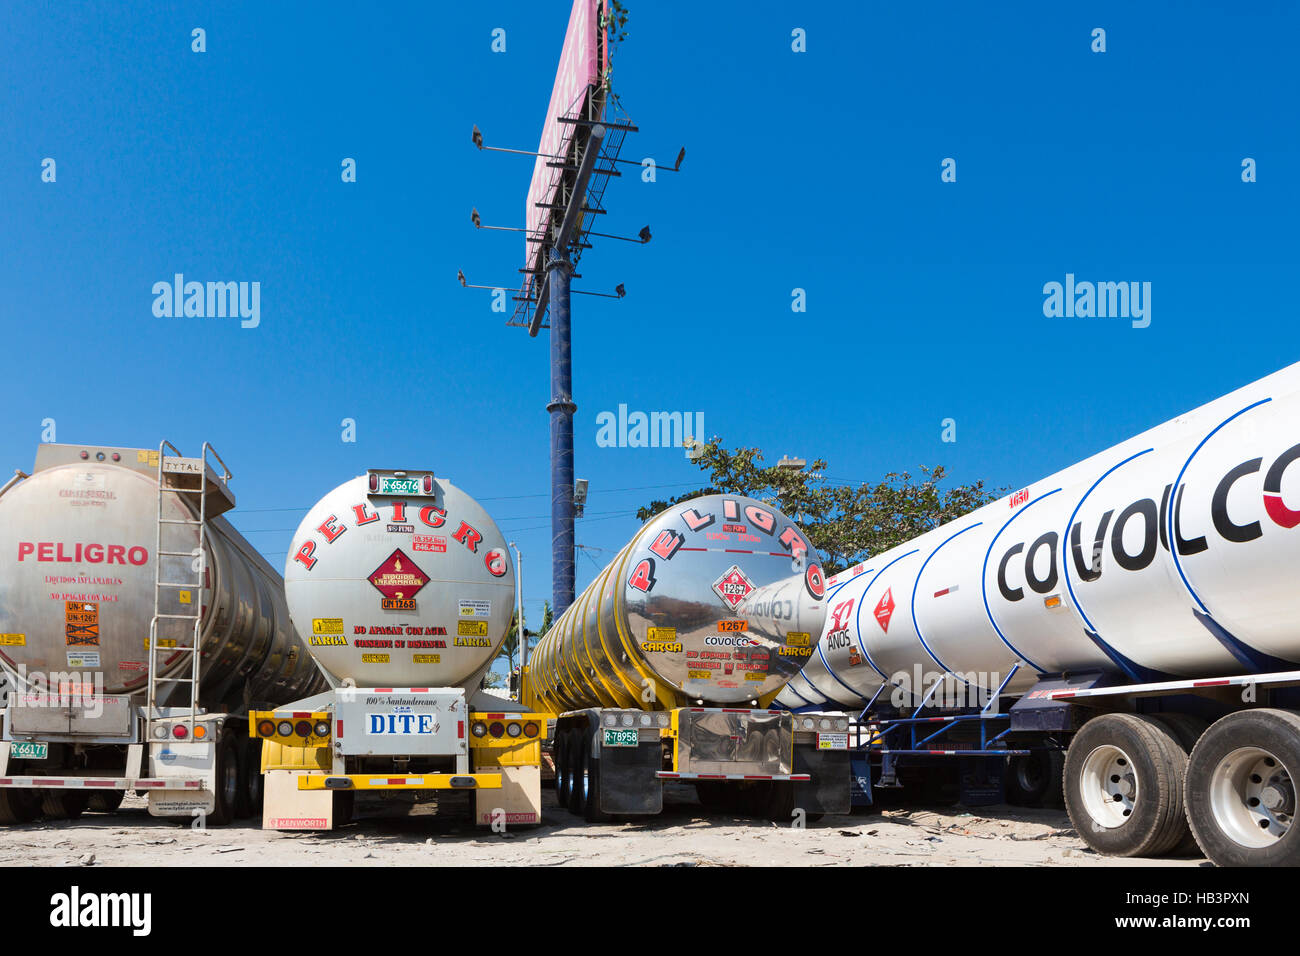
[0, 444, 324, 707]
[527, 494, 827, 711]
[282, 471, 515, 689]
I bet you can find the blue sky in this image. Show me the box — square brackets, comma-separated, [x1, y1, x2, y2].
[2, 1, 1296, 628]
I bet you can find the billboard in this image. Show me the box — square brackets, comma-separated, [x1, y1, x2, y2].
[523, 0, 604, 284]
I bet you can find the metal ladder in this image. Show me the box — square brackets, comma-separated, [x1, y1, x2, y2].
[145, 441, 231, 739]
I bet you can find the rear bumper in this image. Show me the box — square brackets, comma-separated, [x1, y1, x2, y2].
[297, 772, 502, 791]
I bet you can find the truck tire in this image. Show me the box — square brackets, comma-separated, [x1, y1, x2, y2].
[206, 737, 239, 827]
[1005, 749, 1065, 808]
[242, 738, 264, 817]
[334, 790, 355, 827]
[40, 790, 89, 820]
[86, 790, 125, 813]
[1184, 709, 1300, 867]
[565, 730, 586, 816]
[0, 788, 40, 824]
[555, 731, 571, 807]
[571, 743, 590, 817]
[583, 756, 610, 823]
[1063, 713, 1188, 857]
[1148, 713, 1210, 856]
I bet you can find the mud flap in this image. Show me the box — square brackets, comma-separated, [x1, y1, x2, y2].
[595, 738, 663, 815]
[474, 765, 542, 827]
[792, 746, 851, 815]
[262, 770, 333, 830]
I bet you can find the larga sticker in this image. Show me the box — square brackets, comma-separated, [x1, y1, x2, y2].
[457, 620, 489, 637]
[312, 618, 345, 635]
[67, 651, 101, 668]
[458, 599, 490, 618]
[0, 634, 26, 646]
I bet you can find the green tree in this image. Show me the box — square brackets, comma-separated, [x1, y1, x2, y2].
[637, 439, 1004, 575]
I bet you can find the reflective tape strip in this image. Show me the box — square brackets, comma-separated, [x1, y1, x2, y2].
[1045, 669, 1300, 701]
[0, 777, 204, 789]
[654, 772, 811, 781]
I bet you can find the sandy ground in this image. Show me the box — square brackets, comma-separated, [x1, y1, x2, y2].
[0, 785, 1208, 867]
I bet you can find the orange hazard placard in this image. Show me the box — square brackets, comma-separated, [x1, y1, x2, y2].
[65, 601, 100, 646]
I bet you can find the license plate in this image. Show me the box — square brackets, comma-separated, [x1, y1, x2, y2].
[817, 732, 848, 751]
[11, 741, 48, 760]
[602, 728, 638, 748]
[377, 476, 422, 496]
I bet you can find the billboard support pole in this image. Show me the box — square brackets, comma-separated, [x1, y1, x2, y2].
[546, 247, 576, 617]
[545, 123, 606, 618]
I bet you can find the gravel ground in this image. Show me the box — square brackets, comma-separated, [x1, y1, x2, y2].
[0, 785, 1208, 867]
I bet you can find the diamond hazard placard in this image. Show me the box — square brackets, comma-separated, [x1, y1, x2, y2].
[712, 565, 755, 611]
[368, 550, 429, 601]
[874, 588, 896, 633]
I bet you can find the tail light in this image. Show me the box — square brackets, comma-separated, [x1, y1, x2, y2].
[506, 722, 522, 738]
[368, 473, 379, 492]
[172, 724, 188, 739]
[314, 720, 330, 737]
[295, 720, 312, 737]
[422, 474, 433, 493]
[523, 722, 540, 738]
[471, 721, 488, 738]
[277, 720, 293, 737]
[257, 719, 275, 737]
[488, 721, 505, 738]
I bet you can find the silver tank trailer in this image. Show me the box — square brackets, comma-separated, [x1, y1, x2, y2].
[528, 494, 827, 711]
[282, 471, 515, 689]
[0, 444, 324, 706]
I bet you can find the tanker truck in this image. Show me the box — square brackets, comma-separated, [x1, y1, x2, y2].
[777, 360, 1300, 866]
[0, 442, 325, 825]
[249, 469, 549, 830]
[521, 494, 849, 821]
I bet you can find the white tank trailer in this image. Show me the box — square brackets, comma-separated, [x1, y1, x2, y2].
[250, 469, 548, 831]
[0, 443, 324, 825]
[779, 361, 1300, 866]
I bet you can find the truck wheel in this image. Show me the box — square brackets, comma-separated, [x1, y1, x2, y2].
[555, 732, 571, 806]
[1184, 709, 1300, 867]
[1063, 713, 1188, 857]
[40, 790, 89, 820]
[86, 790, 125, 813]
[206, 737, 239, 826]
[0, 788, 40, 824]
[1005, 749, 1065, 808]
